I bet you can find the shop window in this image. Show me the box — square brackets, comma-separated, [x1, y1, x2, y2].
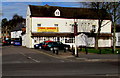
[65, 37, 75, 43]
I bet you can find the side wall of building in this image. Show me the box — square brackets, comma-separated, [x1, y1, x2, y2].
[116, 33, 120, 47]
[31, 17, 111, 34]
[26, 7, 33, 48]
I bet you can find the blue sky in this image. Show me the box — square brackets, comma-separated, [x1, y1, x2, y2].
[2, 2, 84, 20]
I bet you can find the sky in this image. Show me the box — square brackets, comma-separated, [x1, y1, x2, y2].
[2, 2, 84, 20]
[1, 0, 120, 23]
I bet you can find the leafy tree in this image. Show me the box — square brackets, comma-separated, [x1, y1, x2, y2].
[10, 14, 25, 31]
[1, 14, 25, 39]
[1, 18, 8, 28]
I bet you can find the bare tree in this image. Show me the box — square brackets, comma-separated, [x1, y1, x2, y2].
[106, 2, 120, 53]
[83, 2, 120, 51]
[84, 2, 111, 49]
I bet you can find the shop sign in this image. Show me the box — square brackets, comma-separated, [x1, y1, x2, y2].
[37, 27, 58, 32]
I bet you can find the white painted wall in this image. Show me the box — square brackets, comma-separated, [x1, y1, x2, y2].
[116, 33, 120, 46]
[31, 17, 112, 33]
[101, 20, 112, 33]
[26, 6, 32, 48]
[78, 19, 111, 33]
[31, 17, 74, 33]
[22, 34, 26, 46]
[98, 39, 112, 47]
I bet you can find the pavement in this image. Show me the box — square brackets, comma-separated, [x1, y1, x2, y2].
[35, 48, 119, 62]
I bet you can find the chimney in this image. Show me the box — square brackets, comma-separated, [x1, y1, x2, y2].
[45, 4, 50, 8]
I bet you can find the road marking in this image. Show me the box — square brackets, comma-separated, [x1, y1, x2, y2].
[18, 52, 41, 63]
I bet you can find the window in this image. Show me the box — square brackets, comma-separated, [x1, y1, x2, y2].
[92, 25, 96, 32]
[34, 40, 37, 43]
[54, 9, 60, 16]
[118, 36, 120, 42]
[54, 24, 58, 26]
[70, 24, 73, 26]
[65, 37, 75, 43]
[37, 24, 41, 27]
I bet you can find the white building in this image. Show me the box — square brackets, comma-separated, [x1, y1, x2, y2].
[115, 25, 120, 47]
[11, 31, 22, 39]
[25, 5, 112, 48]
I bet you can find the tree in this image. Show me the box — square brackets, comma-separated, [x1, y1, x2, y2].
[106, 2, 120, 53]
[10, 14, 24, 31]
[84, 2, 120, 51]
[1, 18, 8, 28]
[1, 18, 9, 39]
[1, 14, 25, 39]
[84, 2, 111, 49]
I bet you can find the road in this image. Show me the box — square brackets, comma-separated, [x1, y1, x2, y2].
[2, 46, 119, 78]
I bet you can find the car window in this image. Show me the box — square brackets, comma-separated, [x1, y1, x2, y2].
[53, 42, 58, 45]
[57, 42, 63, 44]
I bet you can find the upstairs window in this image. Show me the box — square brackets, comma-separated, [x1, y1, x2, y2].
[37, 24, 41, 27]
[54, 9, 60, 16]
[54, 24, 58, 27]
[92, 25, 96, 32]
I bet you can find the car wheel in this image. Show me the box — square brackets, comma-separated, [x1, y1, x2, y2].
[50, 47, 53, 51]
[65, 47, 69, 50]
[39, 46, 42, 49]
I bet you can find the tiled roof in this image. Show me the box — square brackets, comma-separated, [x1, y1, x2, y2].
[29, 5, 111, 20]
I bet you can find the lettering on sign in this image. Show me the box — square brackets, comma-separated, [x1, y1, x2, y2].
[37, 27, 58, 32]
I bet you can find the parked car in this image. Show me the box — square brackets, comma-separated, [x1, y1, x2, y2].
[14, 40, 21, 46]
[57, 42, 70, 50]
[2, 40, 11, 46]
[34, 40, 53, 49]
[42, 41, 70, 51]
[34, 43, 43, 49]
[11, 40, 14, 45]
